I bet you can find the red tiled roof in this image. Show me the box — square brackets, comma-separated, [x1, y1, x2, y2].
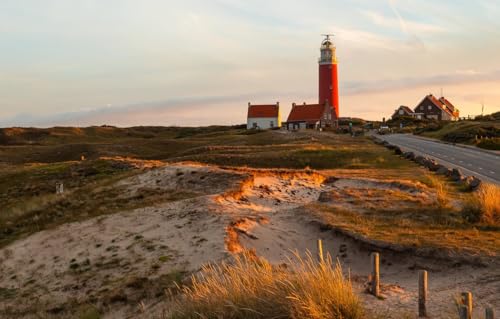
[247, 104, 279, 118]
[401, 106, 414, 114]
[426, 94, 453, 116]
[439, 97, 458, 116]
[287, 104, 325, 122]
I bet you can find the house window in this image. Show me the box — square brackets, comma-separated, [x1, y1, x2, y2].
[428, 105, 432, 110]
[421, 105, 424, 110]
[270, 121, 274, 128]
[399, 110, 404, 115]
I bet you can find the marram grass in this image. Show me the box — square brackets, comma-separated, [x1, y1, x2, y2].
[168, 251, 363, 319]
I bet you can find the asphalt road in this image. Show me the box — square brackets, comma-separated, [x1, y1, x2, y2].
[376, 133, 500, 185]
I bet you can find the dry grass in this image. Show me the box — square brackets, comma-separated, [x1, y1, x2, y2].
[462, 183, 500, 225]
[310, 202, 500, 256]
[168, 252, 363, 319]
[425, 174, 449, 208]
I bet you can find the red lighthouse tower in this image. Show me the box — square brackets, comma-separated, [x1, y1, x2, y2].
[318, 35, 339, 120]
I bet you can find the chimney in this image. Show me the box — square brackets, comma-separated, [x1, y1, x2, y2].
[248, 102, 251, 108]
[292, 102, 296, 108]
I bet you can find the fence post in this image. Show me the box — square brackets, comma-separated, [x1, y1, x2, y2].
[317, 239, 324, 263]
[371, 252, 380, 297]
[459, 305, 469, 319]
[462, 292, 472, 319]
[418, 270, 428, 317]
[486, 308, 494, 319]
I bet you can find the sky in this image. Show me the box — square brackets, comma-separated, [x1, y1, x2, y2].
[1, 0, 500, 127]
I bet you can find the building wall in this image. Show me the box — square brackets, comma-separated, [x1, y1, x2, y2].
[415, 98, 447, 121]
[319, 63, 339, 119]
[247, 117, 280, 129]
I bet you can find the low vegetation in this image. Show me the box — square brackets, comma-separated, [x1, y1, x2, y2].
[310, 176, 500, 256]
[416, 118, 500, 150]
[1, 125, 498, 318]
[0, 159, 196, 248]
[168, 252, 363, 319]
[461, 183, 500, 225]
[0, 127, 419, 248]
[311, 203, 499, 256]
[0, 126, 416, 170]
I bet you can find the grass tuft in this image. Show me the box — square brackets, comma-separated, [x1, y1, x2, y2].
[425, 174, 449, 208]
[168, 251, 363, 319]
[462, 183, 500, 225]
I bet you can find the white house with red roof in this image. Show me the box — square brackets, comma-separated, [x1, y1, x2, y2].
[247, 102, 281, 129]
[285, 101, 334, 130]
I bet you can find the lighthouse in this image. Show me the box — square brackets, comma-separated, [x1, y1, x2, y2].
[318, 35, 339, 120]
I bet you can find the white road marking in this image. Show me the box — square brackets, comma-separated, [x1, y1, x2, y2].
[479, 167, 483, 170]
[490, 171, 496, 174]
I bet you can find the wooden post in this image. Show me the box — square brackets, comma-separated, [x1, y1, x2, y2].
[486, 308, 494, 319]
[371, 252, 380, 297]
[459, 305, 469, 319]
[317, 239, 324, 263]
[462, 292, 472, 319]
[418, 270, 428, 317]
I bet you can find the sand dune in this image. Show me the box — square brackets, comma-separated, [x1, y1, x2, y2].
[0, 163, 498, 318]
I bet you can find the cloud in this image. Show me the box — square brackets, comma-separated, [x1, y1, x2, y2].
[343, 69, 500, 95]
[0, 93, 272, 127]
[361, 10, 445, 34]
[386, 0, 430, 51]
[334, 27, 415, 52]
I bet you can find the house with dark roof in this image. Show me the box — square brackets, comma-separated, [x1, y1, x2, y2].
[391, 105, 415, 119]
[285, 102, 334, 130]
[414, 94, 460, 121]
[247, 102, 281, 129]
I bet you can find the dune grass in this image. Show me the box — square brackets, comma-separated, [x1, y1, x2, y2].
[168, 252, 363, 319]
[311, 199, 500, 256]
[462, 183, 500, 225]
